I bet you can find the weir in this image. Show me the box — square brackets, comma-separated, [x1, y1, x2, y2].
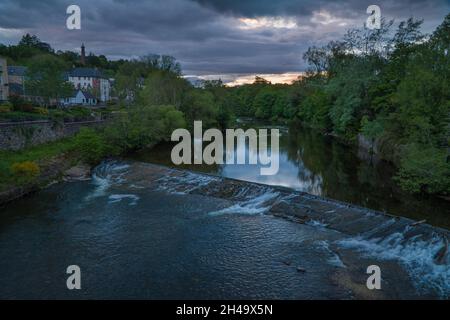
[100, 160, 450, 298]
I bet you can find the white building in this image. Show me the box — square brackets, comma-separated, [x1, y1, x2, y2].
[60, 89, 97, 107]
[67, 68, 111, 103]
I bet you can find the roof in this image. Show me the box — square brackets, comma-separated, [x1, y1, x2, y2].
[8, 66, 27, 77]
[80, 90, 96, 100]
[63, 89, 97, 100]
[68, 68, 106, 79]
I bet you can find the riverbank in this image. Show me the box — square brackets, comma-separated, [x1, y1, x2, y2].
[0, 138, 92, 205]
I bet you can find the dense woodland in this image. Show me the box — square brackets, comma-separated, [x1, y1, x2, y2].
[0, 14, 448, 195]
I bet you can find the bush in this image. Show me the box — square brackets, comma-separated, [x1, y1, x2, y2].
[74, 128, 109, 164]
[9, 95, 25, 110]
[0, 111, 48, 122]
[395, 144, 450, 194]
[32, 107, 49, 115]
[0, 105, 11, 113]
[11, 161, 41, 183]
[17, 103, 35, 113]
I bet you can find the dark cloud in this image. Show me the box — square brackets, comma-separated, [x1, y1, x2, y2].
[0, 0, 448, 78]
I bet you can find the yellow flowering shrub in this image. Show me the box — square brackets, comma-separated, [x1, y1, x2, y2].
[11, 161, 41, 181]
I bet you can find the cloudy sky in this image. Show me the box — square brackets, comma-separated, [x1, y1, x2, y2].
[0, 0, 448, 84]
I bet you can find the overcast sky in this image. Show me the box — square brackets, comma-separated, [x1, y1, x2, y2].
[0, 0, 448, 83]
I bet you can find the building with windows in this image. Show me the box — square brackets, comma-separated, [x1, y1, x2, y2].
[60, 89, 98, 106]
[7, 66, 27, 97]
[67, 67, 111, 103]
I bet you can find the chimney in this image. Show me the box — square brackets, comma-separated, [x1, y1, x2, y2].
[81, 43, 86, 65]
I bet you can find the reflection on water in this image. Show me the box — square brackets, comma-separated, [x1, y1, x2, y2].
[131, 123, 450, 229]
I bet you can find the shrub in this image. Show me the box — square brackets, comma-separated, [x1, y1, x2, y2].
[395, 144, 450, 194]
[0, 105, 11, 113]
[32, 107, 49, 115]
[11, 161, 41, 183]
[17, 103, 34, 113]
[74, 128, 109, 164]
[9, 96, 25, 111]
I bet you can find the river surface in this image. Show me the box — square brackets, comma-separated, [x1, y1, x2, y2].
[132, 122, 450, 229]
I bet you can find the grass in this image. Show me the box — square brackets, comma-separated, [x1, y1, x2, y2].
[0, 111, 49, 122]
[0, 137, 77, 191]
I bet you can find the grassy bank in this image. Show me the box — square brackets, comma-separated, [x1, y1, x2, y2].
[0, 137, 77, 192]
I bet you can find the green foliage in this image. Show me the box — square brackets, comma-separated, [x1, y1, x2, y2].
[0, 111, 48, 122]
[395, 144, 450, 194]
[225, 83, 294, 121]
[0, 103, 12, 113]
[103, 105, 186, 152]
[32, 107, 49, 115]
[25, 54, 73, 105]
[360, 116, 384, 140]
[298, 89, 331, 130]
[138, 70, 190, 108]
[182, 90, 219, 128]
[73, 128, 110, 164]
[0, 138, 76, 190]
[254, 87, 277, 119]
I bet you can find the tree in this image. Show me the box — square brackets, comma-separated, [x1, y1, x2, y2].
[183, 90, 219, 128]
[138, 70, 190, 108]
[25, 54, 73, 105]
[253, 76, 270, 85]
[18, 34, 53, 53]
[115, 60, 153, 104]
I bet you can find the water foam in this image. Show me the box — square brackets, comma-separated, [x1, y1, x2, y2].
[316, 240, 346, 268]
[337, 231, 450, 297]
[108, 194, 140, 206]
[156, 171, 220, 195]
[209, 190, 280, 216]
[85, 161, 130, 201]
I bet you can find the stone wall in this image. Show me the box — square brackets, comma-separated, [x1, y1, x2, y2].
[0, 120, 105, 150]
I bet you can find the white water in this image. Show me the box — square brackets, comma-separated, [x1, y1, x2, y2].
[108, 194, 140, 206]
[338, 230, 450, 297]
[156, 171, 221, 195]
[85, 161, 130, 201]
[316, 240, 346, 268]
[209, 190, 280, 216]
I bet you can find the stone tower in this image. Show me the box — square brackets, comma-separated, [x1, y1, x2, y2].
[81, 43, 86, 65]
